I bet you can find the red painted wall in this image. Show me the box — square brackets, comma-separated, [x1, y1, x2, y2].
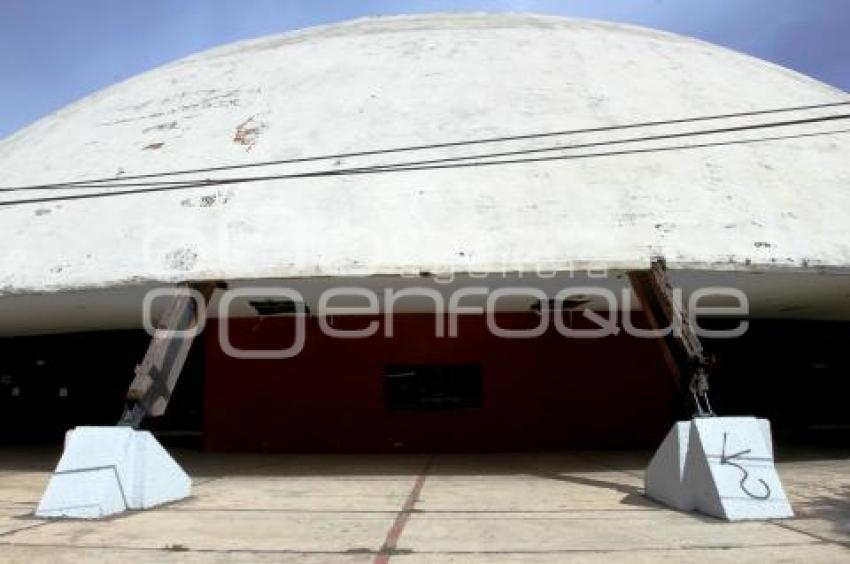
[204, 313, 676, 452]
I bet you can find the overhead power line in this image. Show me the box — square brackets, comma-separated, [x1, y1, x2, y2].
[5, 111, 848, 193]
[2, 126, 847, 208]
[4, 99, 849, 191]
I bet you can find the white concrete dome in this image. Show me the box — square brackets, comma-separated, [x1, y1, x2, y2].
[1, 12, 849, 297]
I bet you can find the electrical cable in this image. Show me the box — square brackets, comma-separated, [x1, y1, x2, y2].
[2, 126, 846, 208]
[4, 99, 848, 191]
[6, 111, 846, 192]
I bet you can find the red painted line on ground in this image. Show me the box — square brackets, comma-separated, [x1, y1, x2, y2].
[373, 458, 431, 564]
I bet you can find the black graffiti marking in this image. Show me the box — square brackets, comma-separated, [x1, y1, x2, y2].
[720, 432, 771, 500]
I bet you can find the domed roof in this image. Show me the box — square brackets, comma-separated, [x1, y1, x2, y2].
[1, 13, 849, 294]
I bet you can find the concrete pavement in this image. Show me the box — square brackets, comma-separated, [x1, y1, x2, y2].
[0, 447, 847, 562]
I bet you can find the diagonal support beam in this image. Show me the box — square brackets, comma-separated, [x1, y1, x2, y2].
[627, 257, 714, 416]
[118, 282, 218, 428]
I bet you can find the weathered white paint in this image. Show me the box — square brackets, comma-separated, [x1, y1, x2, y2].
[35, 426, 191, 519]
[1, 14, 849, 333]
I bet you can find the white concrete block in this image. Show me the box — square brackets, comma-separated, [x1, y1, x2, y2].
[36, 426, 191, 519]
[645, 417, 793, 521]
[645, 421, 692, 510]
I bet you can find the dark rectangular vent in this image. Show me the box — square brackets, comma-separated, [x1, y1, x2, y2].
[530, 297, 590, 312]
[249, 299, 310, 316]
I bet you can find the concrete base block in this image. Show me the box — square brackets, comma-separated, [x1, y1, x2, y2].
[645, 417, 793, 521]
[35, 426, 191, 519]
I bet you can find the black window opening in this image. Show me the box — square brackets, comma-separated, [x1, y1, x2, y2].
[384, 364, 482, 412]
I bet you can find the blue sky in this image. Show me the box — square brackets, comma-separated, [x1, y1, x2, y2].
[0, 0, 847, 139]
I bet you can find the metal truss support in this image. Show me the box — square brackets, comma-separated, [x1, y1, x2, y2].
[118, 282, 218, 428]
[627, 258, 715, 417]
